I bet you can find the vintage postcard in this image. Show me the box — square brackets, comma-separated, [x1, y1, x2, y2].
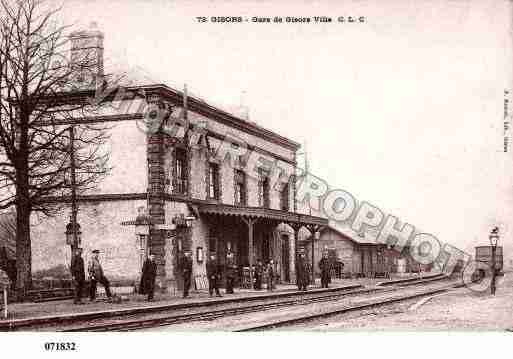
[0, 0, 511, 356]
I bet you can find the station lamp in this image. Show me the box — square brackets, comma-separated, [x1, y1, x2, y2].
[65, 220, 82, 246]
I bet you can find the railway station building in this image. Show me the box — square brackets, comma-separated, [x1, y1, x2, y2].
[29, 26, 328, 291]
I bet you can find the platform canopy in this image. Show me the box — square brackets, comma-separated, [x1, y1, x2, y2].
[192, 203, 328, 227]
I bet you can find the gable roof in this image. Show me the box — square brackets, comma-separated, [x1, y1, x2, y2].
[321, 224, 380, 245]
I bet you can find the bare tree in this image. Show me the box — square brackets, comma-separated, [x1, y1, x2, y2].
[0, 0, 114, 298]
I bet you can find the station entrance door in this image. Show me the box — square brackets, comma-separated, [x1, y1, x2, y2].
[281, 234, 290, 282]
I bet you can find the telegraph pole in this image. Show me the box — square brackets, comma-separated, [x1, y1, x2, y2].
[69, 126, 78, 254]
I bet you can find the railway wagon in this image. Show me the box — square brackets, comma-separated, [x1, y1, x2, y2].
[475, 246, 503, 271]
[473, 246, 503, 281]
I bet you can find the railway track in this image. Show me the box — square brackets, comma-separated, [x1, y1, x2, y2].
[61, 274, 451, 332]
[62, 286, 387, 332]
[236, 284, 460, 331]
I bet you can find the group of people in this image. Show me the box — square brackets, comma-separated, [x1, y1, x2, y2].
[71, 247, 158, 304]
[295, 251, 333, 291]
[70, 248, 113, 304]
[70, 247, 336, 305]
[184, 252, 278, 298]
[251, 259, 276, 291]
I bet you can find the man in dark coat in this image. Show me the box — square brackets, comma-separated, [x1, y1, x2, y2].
[206, 253, 222, 297]
[254, 260, 264, 290]
[140, 253, 158, 301]
[266, 260, 275, 291]
[296, 253, 308, 291]
[180, 251, 193, 298]
[70, 248, 85, 304]
[225, 251, 237, 294]
[318, 252, 331, 288]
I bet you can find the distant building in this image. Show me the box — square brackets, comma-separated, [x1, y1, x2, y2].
[303, 225, 429, 278]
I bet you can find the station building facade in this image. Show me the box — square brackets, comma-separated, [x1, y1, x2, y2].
[30, 28, 327, 290]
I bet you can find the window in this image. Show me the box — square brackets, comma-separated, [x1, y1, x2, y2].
[207, 162, 220, 199]
[280, 182, 290, 211]
[174, 148, 188, 195]
[258, 169, 270, 208]
[234, 170, 246, 206]
[209, 228, 218, 254]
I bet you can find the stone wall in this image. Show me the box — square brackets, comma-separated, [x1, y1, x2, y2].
[31, 199, 146, 279]
[83, 120, 147, 195]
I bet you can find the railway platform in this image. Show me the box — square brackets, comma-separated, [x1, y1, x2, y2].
[0, 273, 439, 331]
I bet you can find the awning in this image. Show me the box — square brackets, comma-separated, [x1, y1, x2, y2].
[196, 203, 328, 227]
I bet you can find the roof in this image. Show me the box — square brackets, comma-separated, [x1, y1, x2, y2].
[127, 84, 301, 151]
[53, 83, 300, 152]
[321, 224, 381, 245]
[195, 203, 328, 227]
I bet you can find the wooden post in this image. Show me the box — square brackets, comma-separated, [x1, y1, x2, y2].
[291, 223, 301, 284]
[306, 224, 320, 285]
[311, 227, 315, 284]
[249, 219, 253, 286]
[242, 217, 258, 288]
[3, 286, 7, 319]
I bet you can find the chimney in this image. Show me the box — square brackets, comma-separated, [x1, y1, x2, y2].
[239, 90, 258, 126]
[69, 22, 104, 90]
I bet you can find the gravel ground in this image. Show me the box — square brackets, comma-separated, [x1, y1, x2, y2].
[142, 278, 456, 332]
[1, 277, 386, 321]
[283, 273, 513, 331]
[2, 275, 422, 323]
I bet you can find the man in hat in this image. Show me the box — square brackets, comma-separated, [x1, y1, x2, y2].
[180, 251, 193, 298]
[225, 251, 237, 294]
[70, 248, 85, 304]
[318, 252, 331, 288]
[266, 259, 275, 291]
[296, 252, 308, 291]
[254, 259, 264, 290]
[140, 253, 157, 301]
[206, 253, 222, 297]
[88, 249, 112, 301]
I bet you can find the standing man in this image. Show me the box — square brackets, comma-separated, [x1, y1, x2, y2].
[180, 251, 193, 298]
[225, 251, 237, 294]
[88, 249, 112, 301]
[140, 253, 157, 301]
[206, 253, 222, 297]
[70, 248, 85, 304]
[318, 252, 331, 288]
[296, 252, 308, 291]
[266, 260, 275, 291]
[254, 259, 263, 290]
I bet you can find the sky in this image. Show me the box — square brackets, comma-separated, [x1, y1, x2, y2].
[57, 0, 513, 259]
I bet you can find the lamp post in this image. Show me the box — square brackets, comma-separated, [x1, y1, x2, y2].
[65, 219, 82, 253]
[134, 207, 150, 271]
[489, 227, 500, 295]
